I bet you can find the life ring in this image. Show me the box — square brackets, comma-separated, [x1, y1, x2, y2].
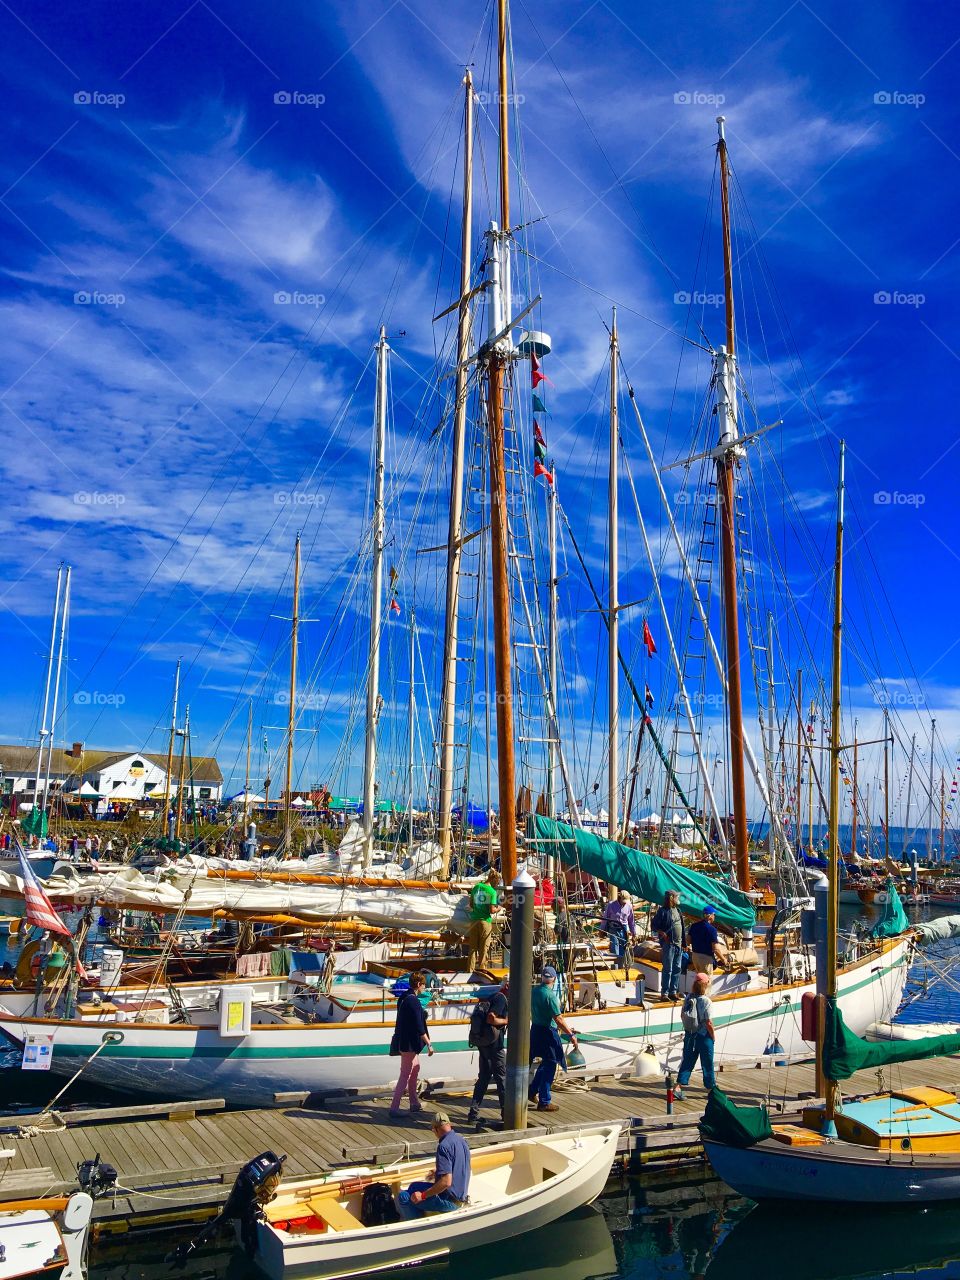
[13, 941, 45, 990]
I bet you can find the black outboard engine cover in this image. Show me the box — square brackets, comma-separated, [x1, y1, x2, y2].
[167, 1150, 286, 1268]
[77, 1154, 118, 1199]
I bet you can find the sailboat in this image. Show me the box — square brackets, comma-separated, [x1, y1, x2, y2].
[700, 444, 960, 1204]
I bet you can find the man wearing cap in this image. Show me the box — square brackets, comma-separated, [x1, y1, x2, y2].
[399, 1111, 471, 1215]
[674, 972, 716, 1098]
[689, 904, 727, 975]
[600, 889, 636, 967]
[528, 966, 579, 1113]
[651, 890, 685, 1001]
[467, 978, 509, 1126]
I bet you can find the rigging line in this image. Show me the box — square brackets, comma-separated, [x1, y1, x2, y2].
[514, 245, 710, 349]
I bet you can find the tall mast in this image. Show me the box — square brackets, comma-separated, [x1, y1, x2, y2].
[408, 610, 417, 859]
[164, 660, 181, 833]
[808, 702, 815, 854]
[283, 533, 301, 856]
[243, 699, 253, 830]
[714, 116, 750, 890]
[484, 0, 518, 883]
[362, 327, 389, 868]
[41, 565, 71, 822]
[795, 670, 803, 849]
[883, 708, 890, 867]
[607, 309, 619, 852]
[904, 732, 916, 846]
[851, 723, 859, 858]
[438, 70, 475, 877]
[940, 768, 946, 863]
[927, 717, 937, 861]
[175, 704, 189, 842]
[33, 566, 63, 811]
[824, 441, 845, 1132]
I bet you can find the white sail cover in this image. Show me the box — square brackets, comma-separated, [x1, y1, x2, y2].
[0, 865, 471, 934]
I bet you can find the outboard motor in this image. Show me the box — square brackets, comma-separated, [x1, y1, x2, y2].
[77, 1154, 118, 1199]
[167, 1150, 286, 1267]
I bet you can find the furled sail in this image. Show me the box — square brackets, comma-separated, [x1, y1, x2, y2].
[527, 815, 756, 931]
[824, 998, 960, 1081]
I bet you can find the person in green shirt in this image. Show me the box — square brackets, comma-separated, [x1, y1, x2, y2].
[528, 965, 578, 1112]
[467, 870, 501, 974]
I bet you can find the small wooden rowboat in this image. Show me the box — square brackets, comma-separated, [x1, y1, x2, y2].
[249, 1125, 620, 1280]
[0, 1190, 94, 1280]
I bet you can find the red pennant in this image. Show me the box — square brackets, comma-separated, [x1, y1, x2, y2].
[531, 352, 545, 387]
[390, 598, 401, 616]
[534, 459, 554, 485]
[533, 421, 546, 445]
[643, 619, 657, 658]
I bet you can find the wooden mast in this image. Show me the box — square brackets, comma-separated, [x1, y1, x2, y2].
[607, 308, 619, 862]
[824, 441, 845, 1132]
[163, 659, 181, 831]
[438, 69, 475, 877]
[486, 0, 518, 883]
[362, 328, 389, 869]
[283, 533, 300, 857]
[715, 116, 751, 890]
[851, 724, 859, 859]
[243, 699, 253, 830]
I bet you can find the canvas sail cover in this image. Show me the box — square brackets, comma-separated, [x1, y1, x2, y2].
[869, 878, 909, 939]
[699, 1087, 774, 1148]
[823, 998, 960, 1081]
[528, 815, 756, 931]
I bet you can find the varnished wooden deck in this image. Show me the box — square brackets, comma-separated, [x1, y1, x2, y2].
[1, 1050, 958, 1235]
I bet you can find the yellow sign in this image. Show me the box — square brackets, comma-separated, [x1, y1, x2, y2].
[227, 1001, 245, 1031]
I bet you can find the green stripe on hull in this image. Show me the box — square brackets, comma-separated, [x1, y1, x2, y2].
[7, 953, 906, 1063]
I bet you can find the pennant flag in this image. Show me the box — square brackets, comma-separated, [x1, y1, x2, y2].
[389, 565, 399, 589]
[390, 598, 401, 617]
[533, 421, 546, 445]
[532, 394, 548, 415]
[644, 683, 655, 707]
[642, 619, 657, 658]
[530, 351, 553, 389]
[534, 438, 547, 462]
[534, 459, 554, 485]
[16, 841, 70, 937]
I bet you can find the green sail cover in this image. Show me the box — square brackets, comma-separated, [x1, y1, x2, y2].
[528, 815, 756, 931]
[869, 878, 909, 939]
[20, 806, 47, 838]
[700, 1087, 774, 1147]
[823, 998, 960, 1081]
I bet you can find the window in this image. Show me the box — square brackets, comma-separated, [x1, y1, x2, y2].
[131, 760, 145, 770]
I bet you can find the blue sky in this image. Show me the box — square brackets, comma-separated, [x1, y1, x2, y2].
[2, 0, 959, 827]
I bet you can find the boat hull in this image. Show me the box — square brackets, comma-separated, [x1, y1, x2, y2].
[704, 1135, 960, 1203]
[0, 936, 911, 1105]
[253, 1126, 619, 1280]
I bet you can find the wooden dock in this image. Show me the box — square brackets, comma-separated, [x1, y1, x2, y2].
[1, 1052, 958, 1239]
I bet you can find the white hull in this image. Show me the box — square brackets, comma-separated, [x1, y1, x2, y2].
[0, 937, 910, 1105]
[253, 1125, 620, 1280]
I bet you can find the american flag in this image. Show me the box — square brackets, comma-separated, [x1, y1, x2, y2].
[16, 841, 70, 936]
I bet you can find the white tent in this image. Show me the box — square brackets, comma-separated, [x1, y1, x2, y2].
[290, 796, 310, 808]
[228, 791, 267, 805]
[78, 782, 101, 798]
[635, 809, 662, 827]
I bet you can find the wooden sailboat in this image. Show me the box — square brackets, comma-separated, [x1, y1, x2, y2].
[701, 443, 960, 1204]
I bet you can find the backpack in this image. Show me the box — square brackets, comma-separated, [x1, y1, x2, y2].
[361, 1182, 400, 1226]
[468, 999, 498, 1048]
[681, 994, 708, 1034]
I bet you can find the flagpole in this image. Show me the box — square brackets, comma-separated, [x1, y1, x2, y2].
[41, 565, 71, 827]
[362, 327, 389, 870]
[439, 69, 475, 878]
[33, 565, 63, 823]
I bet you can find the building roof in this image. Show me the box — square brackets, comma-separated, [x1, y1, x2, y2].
[0, 745, 223, 784]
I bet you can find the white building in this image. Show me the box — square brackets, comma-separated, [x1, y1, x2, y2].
[0, 745, 223, 806]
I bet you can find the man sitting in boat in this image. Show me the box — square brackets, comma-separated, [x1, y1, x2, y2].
[400, 1112, 471, 1215]
[688, 904, 727, 975]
